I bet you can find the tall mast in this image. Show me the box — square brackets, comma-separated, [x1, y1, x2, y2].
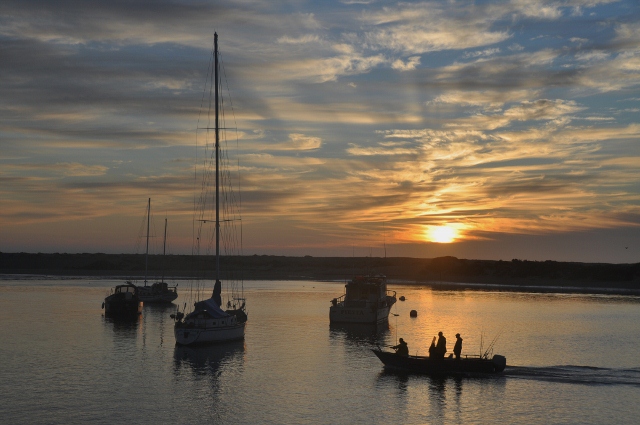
[162, 217, 167, 283]
[145, 197, 150, 285]
[215, 32, 220, 284]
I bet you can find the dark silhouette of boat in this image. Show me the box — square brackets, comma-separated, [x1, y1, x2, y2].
[103, 283, 143, 318]
[134, 199, 178, 304]
[138, 280, 178, 304]
[372, 347, 506, 375]
[330, 275, 396, 324]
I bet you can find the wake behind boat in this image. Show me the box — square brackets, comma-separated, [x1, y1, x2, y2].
[330, 275, 396, 324]
[172, 32, 247, 346]
[372, 346, 507, 375]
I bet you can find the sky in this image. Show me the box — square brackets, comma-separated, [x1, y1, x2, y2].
[1, 0, 640, 263]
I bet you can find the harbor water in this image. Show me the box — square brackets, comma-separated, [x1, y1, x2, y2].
[1, 278, 639, 424]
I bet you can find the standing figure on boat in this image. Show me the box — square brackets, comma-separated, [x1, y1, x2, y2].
[436, 331, 447, 359]
[392, 338, 409, 356]
[453, 333, 463, 359]
[428, 336, 437, 357]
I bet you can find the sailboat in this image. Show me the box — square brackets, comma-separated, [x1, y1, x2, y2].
[172, 33, 248, 345]
[135, 198, 178, 304]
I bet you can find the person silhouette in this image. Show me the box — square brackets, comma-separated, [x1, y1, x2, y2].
[453, 333, 463, 359]
[391, 338, 409, 356]
[428, 336, 437, 357]
[436, 331, 447, 359]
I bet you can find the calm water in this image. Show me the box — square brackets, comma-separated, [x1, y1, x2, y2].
[1, 277, 639, 424]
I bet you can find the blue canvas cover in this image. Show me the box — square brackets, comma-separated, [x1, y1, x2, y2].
[194, 298, 229, 318]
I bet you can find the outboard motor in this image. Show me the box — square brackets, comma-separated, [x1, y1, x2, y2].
[492, 354, 507, 372]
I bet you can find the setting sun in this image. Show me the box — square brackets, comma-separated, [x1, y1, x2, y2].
[427, 225, 458, 243]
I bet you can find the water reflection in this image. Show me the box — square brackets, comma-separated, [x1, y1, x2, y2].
[376, 369, 410, 394]
[329, 322, 390, 344]
[103, 315, 141, 337]
[173, 341, 245, 378]
[141, 303, 175, 347]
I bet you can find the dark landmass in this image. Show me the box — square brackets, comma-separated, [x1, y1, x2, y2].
[2, 252, 640, 295]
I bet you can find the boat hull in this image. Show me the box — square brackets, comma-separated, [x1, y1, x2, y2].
[330, 303, 392, 324]
[330, 275, 396, 324]
[140, 294, 178, 304]
[138, 292, 178, 303]
[104, 295, 142, 319]
[137, 282, 178, 304]
[174, 322, 245, 346]
[372, 349, 506, 375]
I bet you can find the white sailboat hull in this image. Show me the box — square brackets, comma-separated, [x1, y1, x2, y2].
[174, 321, 245, 345]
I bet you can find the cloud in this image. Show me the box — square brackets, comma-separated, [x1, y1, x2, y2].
[277, 35, 322, 45]
[431, 90, 539, 109]
[265, 133, 322, 151]
[346, 143, 419, 156]
[463, 48, 501, 59]
[391, 56, 421, 71]
[3, 162, 109, 178]
[361, 4, 510, 55]
[445, 99, 584, 130]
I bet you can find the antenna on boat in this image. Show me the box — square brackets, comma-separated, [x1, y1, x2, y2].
[161, 216, 167, 284]
[214, 31, 220, 289]
[383, 222, 387, 259]
[144, 197, 150, 286]
[391, 312, 399, 344]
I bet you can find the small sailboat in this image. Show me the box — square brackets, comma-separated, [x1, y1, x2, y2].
[330, 275, 397, 324]
[135, 200, 178, 304]
[172, 33, 247, 345]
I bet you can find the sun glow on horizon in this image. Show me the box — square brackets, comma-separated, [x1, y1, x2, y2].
[426, 225, 458, 243]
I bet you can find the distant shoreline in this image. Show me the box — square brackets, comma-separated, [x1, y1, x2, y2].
[2, 252, 639, 296]
[2, 274, 640, 296]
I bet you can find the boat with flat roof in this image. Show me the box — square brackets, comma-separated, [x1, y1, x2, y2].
[330, 275, 396, 324]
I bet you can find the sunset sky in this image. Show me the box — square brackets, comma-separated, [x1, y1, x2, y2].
[2, 0, 640, 263]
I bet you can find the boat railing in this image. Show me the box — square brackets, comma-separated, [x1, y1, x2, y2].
[331, 294, 345, 307]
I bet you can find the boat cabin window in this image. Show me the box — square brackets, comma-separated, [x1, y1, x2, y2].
[116, 286, 136, 294]
[346, 284, 382, 300]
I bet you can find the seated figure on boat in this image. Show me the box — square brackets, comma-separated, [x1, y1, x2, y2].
[453, 333, 463, 359]
[391, 338, 409, 356]
[428, 336, 437, 357]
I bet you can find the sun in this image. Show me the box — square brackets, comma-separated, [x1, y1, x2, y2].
[426, 225, 458, 243]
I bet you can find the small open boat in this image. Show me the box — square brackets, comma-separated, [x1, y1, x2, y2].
[372, 347, 506, 375]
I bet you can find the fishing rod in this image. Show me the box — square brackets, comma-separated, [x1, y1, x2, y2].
[482, 327, 504, 359]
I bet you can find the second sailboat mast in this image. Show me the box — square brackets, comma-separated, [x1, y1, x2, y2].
[214, 32, 220, 285]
